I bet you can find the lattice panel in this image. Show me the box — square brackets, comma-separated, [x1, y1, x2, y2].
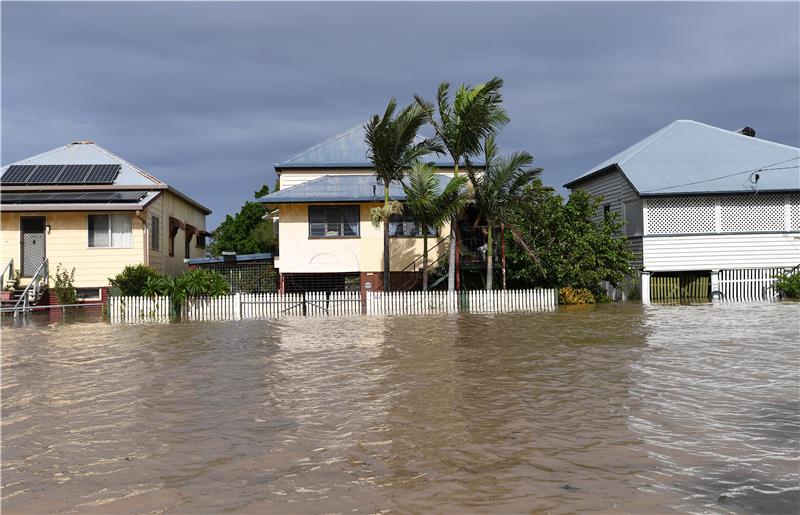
[791, 193, 800, 231]
[720, 194, 785, 232]
[647, 196, 715, 235]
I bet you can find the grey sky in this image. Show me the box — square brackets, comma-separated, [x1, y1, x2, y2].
[2, 1, 798, 227]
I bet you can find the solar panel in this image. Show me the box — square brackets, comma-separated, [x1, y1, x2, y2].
[0, 190, 148, 204]
[27, 165, 65, 184]
[85, 164, 120, 183]
[58, 164, 93, 183]
[1, 165, 37, 184]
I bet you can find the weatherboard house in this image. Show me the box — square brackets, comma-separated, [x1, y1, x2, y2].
[565, 120, 800, 302]
[260, 125, 459, 294]
[0, 141, 211, 305]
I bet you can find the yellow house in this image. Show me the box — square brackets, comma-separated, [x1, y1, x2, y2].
[1, 141, 211, 303]
[261, 125, 461, 293]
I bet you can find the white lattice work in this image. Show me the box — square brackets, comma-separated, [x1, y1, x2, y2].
[720, 194, 785, 232]
[791, 193, 800, 231]
[647, 196, 715, 235]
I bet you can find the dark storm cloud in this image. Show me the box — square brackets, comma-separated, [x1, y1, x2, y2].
[2, 2, 798, 226]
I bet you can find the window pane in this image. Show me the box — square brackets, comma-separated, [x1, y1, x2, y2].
[111, 214, 132, 247]
[89, 215, 109, 247]
[151, 216, 160, 250]
[308, 206, 359, 238]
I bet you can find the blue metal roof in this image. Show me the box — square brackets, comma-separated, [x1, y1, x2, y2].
[186, 253, 273, 265]
[259, 174, 455, 204]
[565, 120, 800, 195]
[275, 124, 459, 169]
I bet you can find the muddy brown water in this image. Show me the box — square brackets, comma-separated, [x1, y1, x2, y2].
[2, 303, 798, 514]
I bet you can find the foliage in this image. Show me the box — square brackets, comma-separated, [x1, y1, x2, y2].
[142, 268, 230, 301]
[403, 163, 469, 290]
[53, 263, 78, 305]
[109, 264, 162, 296]
[369, 201, 403, 228]
[209, 201, 276, 256]
[774, 272, 800, 298]
[468, 135, 542, 289]
[254, 183, 271, 199]
[559, 287, 596, 305]
[415, 76, 509, 291]
[505, 181, 635, 296]
[364, 98, 441, 291]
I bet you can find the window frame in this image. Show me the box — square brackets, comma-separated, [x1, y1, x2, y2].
[150, 215, 161, 252]
[388, 213, 438, 238]
[87, 213, 134, 249]
[307, 205, 360, 239]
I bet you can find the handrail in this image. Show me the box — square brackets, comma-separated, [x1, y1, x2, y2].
[399, 234, 451, 274]
[12, 259, 48, 317]
[1, 258, 13, 289]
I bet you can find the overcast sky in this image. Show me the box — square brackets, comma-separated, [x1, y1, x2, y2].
[2, 2, 798, 227]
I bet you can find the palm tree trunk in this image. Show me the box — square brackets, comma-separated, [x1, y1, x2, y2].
[383, 181, 391, 292]
[486, 225, 493, 290]
[447, 160, 459, 291]
[422, 231, 429, 291]
[501, 223, 507, 290]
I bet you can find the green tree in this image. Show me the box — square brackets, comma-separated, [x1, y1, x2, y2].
[209, 188, 277, 256]
[403, 163, 469, 290]
[415, 77, 509, 291]
[467, 136, 542, 289]
[109, 264, 162, 296]
[364, 98, 441, 291]
[505, 181, 634, 297]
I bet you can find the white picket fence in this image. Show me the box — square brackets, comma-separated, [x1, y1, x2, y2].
[108, 289, 558, 324]
[718, 268, 784, 302]
[108, 296, 172, 324]
[365, 289, 558, 315]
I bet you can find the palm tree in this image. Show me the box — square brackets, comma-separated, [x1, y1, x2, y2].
[468, 136, 542, 290]
[403, 162, 469, 290]
[415, 77, 509, 291]
[364, 99, 441, 291]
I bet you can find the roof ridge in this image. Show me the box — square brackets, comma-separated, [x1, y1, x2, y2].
[2, 143, 72, 168]
[614, 119, 683, 166]
[682, 119, 800, 152]
[280, 123, 366, 165]
[88, 142, 164, 184]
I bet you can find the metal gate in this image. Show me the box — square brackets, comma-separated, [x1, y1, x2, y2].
[20, 217, 46, 277]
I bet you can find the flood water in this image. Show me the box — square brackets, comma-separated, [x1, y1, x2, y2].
[2, 303, 799, 514]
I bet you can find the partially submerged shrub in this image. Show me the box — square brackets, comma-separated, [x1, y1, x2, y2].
[141, 268, 229, 299]
[559, 286, 595, 305]
[774, 273, 800, 299]
[109, 265, 162, 296]
[53, 263, 77, 305]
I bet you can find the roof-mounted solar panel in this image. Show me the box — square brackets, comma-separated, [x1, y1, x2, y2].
[58, 164, 94, 184]
[1, 190, 148, 204]
[85, 164, 121, 184]
[27, 164, 65, 184]
[1, 165, 38, 184]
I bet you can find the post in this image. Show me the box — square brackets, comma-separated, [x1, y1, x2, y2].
[710, 270, 720, 302]
[641, 271, 651, 304]
[234, 292, 242, 320]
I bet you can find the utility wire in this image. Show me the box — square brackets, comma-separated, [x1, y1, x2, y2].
[640, 156, 800, 193]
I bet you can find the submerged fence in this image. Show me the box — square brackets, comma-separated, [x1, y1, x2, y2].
[717, 268, 783, 302]
[109, 288, 558, 324]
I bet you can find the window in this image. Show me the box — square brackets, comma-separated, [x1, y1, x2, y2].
[308, 206, 359, 238]
[150, 215, 161, 251]
[603, 204, 612, 221]
[88, 214, 132, 248]
[389, 214, 437, 237]
[196, 232, 206, 249]
[624, 199, 643, 236]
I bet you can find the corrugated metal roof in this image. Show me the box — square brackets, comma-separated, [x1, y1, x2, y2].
[0, 141, 162, 186]
[259, 174, 455, 204]
[565, 120, 800, 195]
[275, 124, 459, 169]
[186, 253, 273, 265]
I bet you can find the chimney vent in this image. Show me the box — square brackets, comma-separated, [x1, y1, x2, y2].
[71, 140, 94, 145]
[737, 127, 756, 137]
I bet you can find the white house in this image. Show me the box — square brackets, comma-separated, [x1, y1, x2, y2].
[565, 120, 800, 302]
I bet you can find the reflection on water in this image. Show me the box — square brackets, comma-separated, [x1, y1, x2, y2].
[1, 303, 798, 513]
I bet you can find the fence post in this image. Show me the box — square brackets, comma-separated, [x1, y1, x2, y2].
[234, 292, 242, 320]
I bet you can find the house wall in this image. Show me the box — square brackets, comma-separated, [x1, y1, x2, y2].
[279, 167, 457, 189]
[0, 210, 145, 288]
[274, 202, 449, 274]
[567, 168, 643, 266]
[146, 190, 209, 277]
[641, 193, 800, 271]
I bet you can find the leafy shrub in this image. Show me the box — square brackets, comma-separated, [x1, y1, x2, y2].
[53, 263, 78, 305]
[141, 269, 229, 299]
[559, 286, 595, 305]
[109, 265, 162, 296]
[774, 273, 800, 298]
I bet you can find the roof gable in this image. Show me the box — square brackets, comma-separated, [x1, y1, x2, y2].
[1, 141, 162, 186]
[275, 124, 458, 169]
[566, 120, 800, 195]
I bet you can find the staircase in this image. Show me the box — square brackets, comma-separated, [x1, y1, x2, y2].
[1, 259, 49, 316]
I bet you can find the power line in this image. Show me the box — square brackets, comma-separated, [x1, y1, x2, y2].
[640, 156, 800, 193]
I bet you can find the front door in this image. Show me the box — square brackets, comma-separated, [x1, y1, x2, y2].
[20, 217, 46, 277]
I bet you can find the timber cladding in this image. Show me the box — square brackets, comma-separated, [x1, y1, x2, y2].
[650, 272, 711, 302]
